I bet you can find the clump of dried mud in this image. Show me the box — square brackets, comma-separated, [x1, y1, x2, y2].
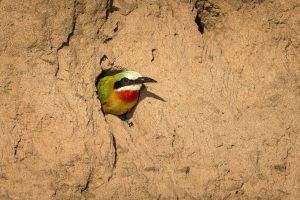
[0, 0, 299, 199]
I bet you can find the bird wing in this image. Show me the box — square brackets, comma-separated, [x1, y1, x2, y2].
[97, 76, 113, 105]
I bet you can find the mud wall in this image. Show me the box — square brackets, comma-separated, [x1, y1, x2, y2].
[0, 0, 299, 199]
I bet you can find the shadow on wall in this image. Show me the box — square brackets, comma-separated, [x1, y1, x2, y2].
[127, 85, 166, 120]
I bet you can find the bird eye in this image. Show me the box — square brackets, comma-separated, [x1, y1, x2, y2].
[123, 78, 129, 83]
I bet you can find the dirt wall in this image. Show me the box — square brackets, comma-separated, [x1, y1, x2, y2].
[0, 0, 299, 199]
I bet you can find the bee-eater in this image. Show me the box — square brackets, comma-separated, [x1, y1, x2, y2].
[97, 70, 157, 116]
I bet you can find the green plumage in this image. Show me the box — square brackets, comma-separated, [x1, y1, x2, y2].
[97, 76, 114, 105]
[97, 72, 128, 104]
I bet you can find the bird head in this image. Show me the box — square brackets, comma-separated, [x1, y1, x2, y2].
[113, 71, 157, 91]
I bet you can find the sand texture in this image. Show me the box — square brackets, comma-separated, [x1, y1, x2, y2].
[0, 0, 299, 199]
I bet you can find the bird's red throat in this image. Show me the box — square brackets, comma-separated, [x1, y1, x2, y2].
[116, 90, 140, 102]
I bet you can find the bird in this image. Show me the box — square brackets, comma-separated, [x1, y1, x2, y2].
[96, 70, 157, 117]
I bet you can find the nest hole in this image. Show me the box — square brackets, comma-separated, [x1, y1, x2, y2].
[195, 14, 205, 34]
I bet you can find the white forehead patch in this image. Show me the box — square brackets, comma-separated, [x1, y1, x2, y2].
[124, 71, 142, 80]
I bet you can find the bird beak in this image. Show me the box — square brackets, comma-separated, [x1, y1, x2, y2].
[133, 77, 157, 84]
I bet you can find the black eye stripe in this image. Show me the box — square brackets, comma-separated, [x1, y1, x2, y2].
[114, 77, 130, 89]
[114, 80, 122, 89]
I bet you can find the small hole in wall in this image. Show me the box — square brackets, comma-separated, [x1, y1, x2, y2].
[195, 14, 205, 34]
